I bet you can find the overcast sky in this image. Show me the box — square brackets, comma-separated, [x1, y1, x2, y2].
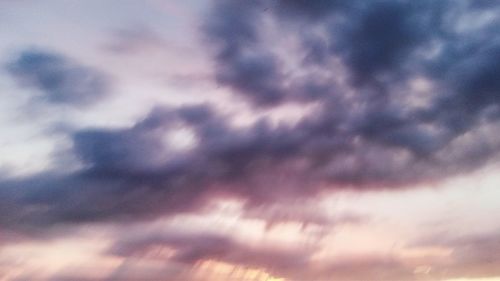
[1, 1, 500, 280]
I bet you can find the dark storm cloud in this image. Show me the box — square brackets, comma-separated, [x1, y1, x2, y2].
[216, 52, 286, 105]
[203, 0, 346, 105]
[203, 0, 446, 104]
[0, 98, 497, 236]
[204, 0, 288, 106]
[204, 0, 500, 155]
[447, 46, 500, 114]
[6, 49, 110, 106]
[2, 0, 500, 241]
[468, 0, 500, 10]
[74, 127, 168, 174]
[273, 0, 348, 20]
[331, 0, 441, 84]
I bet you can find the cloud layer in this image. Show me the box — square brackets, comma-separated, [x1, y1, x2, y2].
[2, 0, 500, 280]
[2, 0, 500, 235]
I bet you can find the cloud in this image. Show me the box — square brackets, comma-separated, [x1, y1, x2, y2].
[202, 0, 500, 167]
[331, 1, 440, 84]
[107, 227, 421, 281]
[203, 0, 287, 106]
[272, 0, 348, 20]
[1, 97, 500, 236]
[108, 226, 500, 280]
[410, 229, 500, 279]
[6, 49, 110, 106]
[2, 0, 500, 248]
[202, 0, 444, 105]
[447, 46, 500, 115]
[243, 203, 368, 230]
[108, 229, 312, 280]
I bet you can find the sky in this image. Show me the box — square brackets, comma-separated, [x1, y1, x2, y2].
[1, 0, 500, 280]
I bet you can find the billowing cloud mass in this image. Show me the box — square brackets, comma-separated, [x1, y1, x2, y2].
[1, 0, 500, 280]
[3, 0, 500, 230]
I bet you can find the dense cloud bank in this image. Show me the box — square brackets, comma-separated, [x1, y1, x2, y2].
[2, 0, 500, 236]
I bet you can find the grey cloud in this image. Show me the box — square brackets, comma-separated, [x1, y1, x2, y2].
[331, 0, 441, 84]
[215, 52, 286, 105]
[204, 0, 288, 106]
[6, 49, 110, 106]
[109, 229, 311, 279]
[273, 0, 349, 20]
[3, 0, 500, 244]
[2, 98, 499, 235]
